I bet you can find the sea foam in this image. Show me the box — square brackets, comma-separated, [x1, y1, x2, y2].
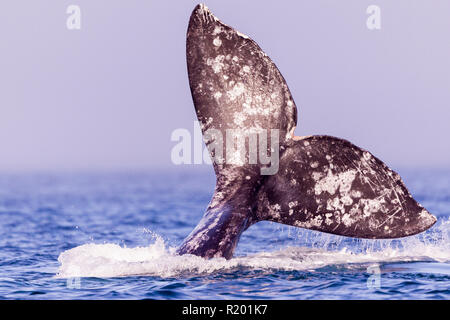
[56, 218, 450, 278]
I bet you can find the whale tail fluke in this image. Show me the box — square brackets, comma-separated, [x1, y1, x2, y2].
[256, 135, 437, 239]
[177, 4, 436, 259]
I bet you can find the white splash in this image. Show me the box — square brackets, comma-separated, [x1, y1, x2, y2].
[56, 220, 450, 279]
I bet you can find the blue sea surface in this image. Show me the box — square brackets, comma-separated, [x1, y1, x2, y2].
[0, 167, 449, 299]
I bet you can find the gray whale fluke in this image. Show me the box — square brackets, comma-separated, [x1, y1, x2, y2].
[176, 4, 436, 259]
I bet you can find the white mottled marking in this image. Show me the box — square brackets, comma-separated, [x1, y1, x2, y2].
[314, 169, 357, 196]
[212, 26, 222, 35]
[227, 82, 245, 101]
[213, 37, 222, 47]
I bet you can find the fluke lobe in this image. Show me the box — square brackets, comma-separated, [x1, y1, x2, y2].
[176, 4, 436, 259]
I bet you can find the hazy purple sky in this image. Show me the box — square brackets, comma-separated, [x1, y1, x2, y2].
[0, 1, 449, 171]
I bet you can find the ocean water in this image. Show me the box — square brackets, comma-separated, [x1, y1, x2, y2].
[0, 167, 449, 300]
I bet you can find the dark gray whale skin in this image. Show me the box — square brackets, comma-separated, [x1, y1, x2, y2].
[176, 4, 436, 259]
